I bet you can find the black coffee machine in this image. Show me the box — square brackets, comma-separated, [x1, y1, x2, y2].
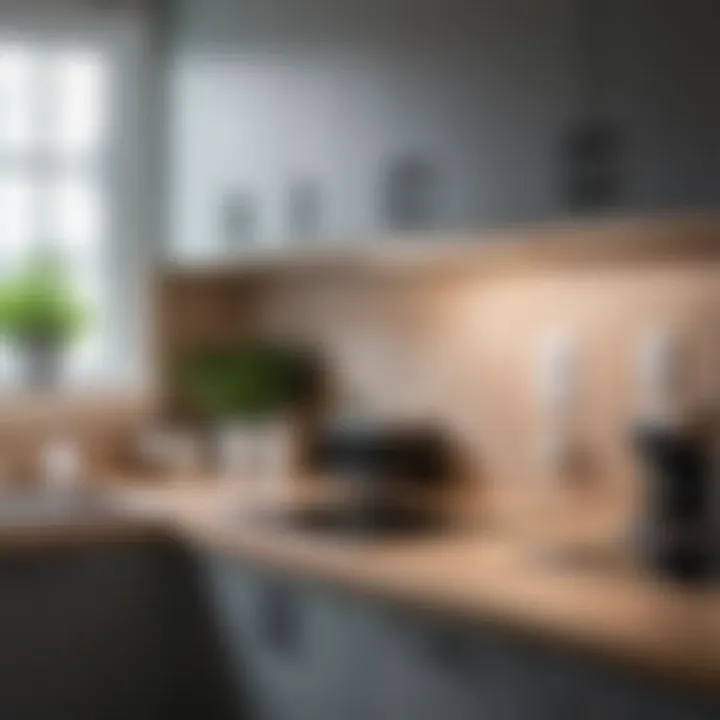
[634, 424, 716, 583]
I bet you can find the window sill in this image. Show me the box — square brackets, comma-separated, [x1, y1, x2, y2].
[0, 388, 152, 421]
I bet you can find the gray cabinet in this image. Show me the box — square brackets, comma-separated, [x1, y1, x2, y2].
[202, 555, 371, 720]
[357, 607, 591, 720]
[574, 668, 720, 720]
[354, 609, 509, 720]
[201, 552, 720, 720]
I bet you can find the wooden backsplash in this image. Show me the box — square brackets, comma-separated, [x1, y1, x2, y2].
[0, 392, 152, 484]
[159, 217, 720, 534]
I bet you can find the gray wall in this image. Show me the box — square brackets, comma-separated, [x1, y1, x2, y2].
[167, 0, 720, 256]
[601, 0, 720, 212]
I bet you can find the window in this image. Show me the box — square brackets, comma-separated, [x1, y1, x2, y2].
[0, 42, 110, 385]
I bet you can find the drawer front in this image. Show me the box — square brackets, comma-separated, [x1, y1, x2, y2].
[202, 555, 368, 720]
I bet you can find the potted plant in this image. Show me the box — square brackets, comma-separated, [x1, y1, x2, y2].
[182, 342, 318, 478]
[0, 249, 87, 390]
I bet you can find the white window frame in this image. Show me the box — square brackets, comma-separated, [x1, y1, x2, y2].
[0, 8, 155, 392]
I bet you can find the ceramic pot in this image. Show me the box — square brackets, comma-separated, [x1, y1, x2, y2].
[216, 416, 297, 482]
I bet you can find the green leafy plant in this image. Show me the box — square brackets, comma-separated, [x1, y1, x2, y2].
[182, 342, 319, 421]
[0, 249, 87, 347]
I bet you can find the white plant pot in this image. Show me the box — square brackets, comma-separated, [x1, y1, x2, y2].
[216, 422, 255, 479]
[216, 417, 297, 486]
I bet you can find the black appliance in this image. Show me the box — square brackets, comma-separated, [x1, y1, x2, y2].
[270, 421, 456, 540]
[311, 421, 452, 487]
[634, 425, 715, 583]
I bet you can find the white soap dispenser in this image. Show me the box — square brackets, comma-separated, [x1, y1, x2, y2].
[535, 328, 580, 474]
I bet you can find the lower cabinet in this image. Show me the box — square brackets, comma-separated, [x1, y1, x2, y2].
[0, 543, 178, 720]
[202, 555, 370, 720]
[201, 553, 720, 720]
[0, 543, 713, 720]
[362, 610, 543, 720]
[0, 542, 237, 720]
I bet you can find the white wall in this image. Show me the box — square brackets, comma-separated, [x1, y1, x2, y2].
[168, 0, 574, 256]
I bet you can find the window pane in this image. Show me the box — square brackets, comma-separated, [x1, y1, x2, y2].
[48, 177, 104, 251]
[66, 249, 103, 306]
[64, 252, 105, 382]
[49, 52, 108, 157]
[0, 44, 115, 387]
[0, 174, 34, 272]
[0, 46, 36, 152]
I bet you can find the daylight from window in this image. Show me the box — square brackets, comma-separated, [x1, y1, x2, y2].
[0, 43, 109, 386]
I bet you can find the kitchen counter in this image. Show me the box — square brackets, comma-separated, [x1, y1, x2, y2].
[0, 490, 168, 553]
[108, 480, 720, 700]
[3, 480, 719, 699]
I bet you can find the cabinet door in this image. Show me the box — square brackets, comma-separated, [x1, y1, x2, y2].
[0, 545, 175, 720]
[573, 664, 720, 720]
[200, 555, 720, 720]
[356, 608, 532, 720]
[202, 554, 366, 720]
[201, 555, 274, 718]
[508, 644, 720, 720]
[296, 585, 373, 720]
[353, 607, 617, 720]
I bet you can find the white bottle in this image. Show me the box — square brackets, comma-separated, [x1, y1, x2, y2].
[41, 437, 82, 492]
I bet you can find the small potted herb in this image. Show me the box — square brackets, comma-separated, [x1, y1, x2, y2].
[0, 249, 87, 389]
[182, 342, 318, 477]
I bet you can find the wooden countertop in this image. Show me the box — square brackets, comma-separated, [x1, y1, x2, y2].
[108, 480, 720, 699]
[0, 489, 168, 554]
[0, 513, 168, 553]
[2, 480, 718, 699]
